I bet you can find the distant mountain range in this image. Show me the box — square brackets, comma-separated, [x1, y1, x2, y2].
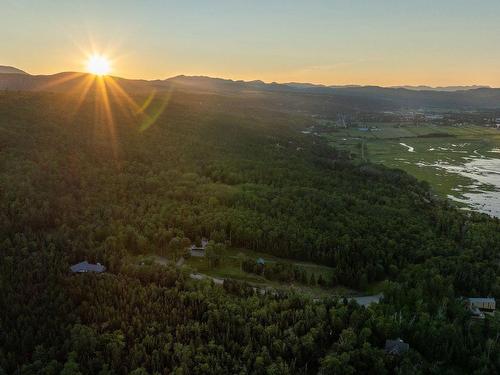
[0, 65, 28, 75]
[390, 85, 491, 92]
[285, 81, 491, 92]
[1, 66, 500, 112]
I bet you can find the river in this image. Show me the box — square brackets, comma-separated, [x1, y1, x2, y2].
[433, 156, 500, 218]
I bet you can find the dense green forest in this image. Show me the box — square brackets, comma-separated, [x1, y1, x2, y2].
[0, 89, 499, 374]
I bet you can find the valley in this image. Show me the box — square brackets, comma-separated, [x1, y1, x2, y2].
[3, 1, 500, 372]
[1, 83, 499, 374]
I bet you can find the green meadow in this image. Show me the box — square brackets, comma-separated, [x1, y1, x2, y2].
[325, 123, 500, 199]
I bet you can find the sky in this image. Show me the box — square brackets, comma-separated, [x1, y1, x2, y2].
[2, 0, 500, 86]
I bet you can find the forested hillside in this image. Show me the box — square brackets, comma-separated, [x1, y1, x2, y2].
[0, 89, 499, 374]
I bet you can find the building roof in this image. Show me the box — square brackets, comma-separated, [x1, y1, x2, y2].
[385, 339, 409, 355]
[256, 258, 265, 265]
[70, 261, 105, 273]
[468, 297, 495, 304]
[190, 238, 209, 251]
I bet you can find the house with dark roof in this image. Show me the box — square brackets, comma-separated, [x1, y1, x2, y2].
[385, 339, 409, 355]
[70, 261, 106, 273]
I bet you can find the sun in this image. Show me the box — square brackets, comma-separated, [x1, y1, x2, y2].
[86, 54, 111, 76]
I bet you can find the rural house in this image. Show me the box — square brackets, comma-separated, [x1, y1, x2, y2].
[468, 298, 496, 314]
[190, 238, 209, 257]
[70, 261, 106, 273]
[384, 339, 409, 356]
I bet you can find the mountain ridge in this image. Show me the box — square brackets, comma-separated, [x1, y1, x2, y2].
[0, 65, 28, 75]
[2, 69, 500, 111]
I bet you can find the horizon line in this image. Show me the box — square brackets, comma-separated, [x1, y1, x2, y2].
[1, 65, 497, 90]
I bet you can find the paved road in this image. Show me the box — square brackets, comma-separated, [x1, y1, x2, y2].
[350, 293, 383, 306]
[189, 273, 224, 285]
[176, 257, 185, 267]
[152, 256, 169, 266]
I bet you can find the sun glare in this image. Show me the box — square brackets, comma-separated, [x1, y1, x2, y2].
[86, 54, 111, 76]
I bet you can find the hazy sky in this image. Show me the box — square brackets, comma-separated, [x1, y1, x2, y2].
[2, 0, 500, 86]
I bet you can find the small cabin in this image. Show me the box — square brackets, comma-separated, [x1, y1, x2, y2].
[384, 339, 409, 356]
[468, 298, 496, 313]
[190, 238, 209, 251]
[256, 258, 265, 266]
[190, 238, 209, 257]
[70, 261, 105, 273]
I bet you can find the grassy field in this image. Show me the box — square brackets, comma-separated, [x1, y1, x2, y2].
[324, 123, 500, 199]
